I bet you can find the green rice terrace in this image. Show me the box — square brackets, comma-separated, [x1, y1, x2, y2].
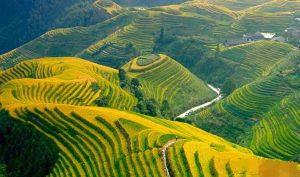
[123, 54, 217, 114]
[190, 50, 300, 162]
[3, 0, 298, 69]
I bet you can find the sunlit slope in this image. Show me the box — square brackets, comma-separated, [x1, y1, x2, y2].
[194, 52, 300, 161]
[3, 104, 299, 177]
[0, 57, 137, 110]
[123, 54, 216, 113]
[251, 93, 300, 161]
[193, 0, 274, 11]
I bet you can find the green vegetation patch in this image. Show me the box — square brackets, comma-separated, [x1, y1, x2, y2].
[0, 110, 59, 177]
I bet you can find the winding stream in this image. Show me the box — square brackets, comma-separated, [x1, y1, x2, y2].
[177, 84, 223, 118]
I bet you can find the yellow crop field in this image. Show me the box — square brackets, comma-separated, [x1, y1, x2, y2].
[1, 103, 298, 177]
[0, 57, 137, 110]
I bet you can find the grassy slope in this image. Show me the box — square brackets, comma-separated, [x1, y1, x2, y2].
[0, 57, 137, 110]
[123, 54, 216, 113]
[192, 50, 300, 161]
[2, 103, 299, 177]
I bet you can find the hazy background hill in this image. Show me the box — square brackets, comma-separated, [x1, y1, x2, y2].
[0, 0, 111, 54]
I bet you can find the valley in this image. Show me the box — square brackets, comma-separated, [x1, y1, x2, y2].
[177, 84, 222, 118]
[0, 0, 300, 177]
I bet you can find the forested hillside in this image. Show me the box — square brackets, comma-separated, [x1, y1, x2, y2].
[0, 0, 112, 54]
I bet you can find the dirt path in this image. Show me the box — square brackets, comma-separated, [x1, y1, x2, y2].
[161, 139, 177, 177]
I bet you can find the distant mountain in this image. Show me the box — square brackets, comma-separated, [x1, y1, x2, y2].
[0, 0, 111, 54]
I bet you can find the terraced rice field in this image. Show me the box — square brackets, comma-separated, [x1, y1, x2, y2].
[0, 57, 137, 110]
[0, 2, 241, 69]
[240, 13, 296, 33]
[2, 103, 298, 177]
[123, 54, 216, 113]
[219, 41, 294, 85]
[110, 11, 161, 55]
[197, 52, 300, 161]
[251, 93, 300, 161]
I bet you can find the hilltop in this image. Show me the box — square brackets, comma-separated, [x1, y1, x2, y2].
[123, 54, 216, 116]
[0, 57, 137, 110]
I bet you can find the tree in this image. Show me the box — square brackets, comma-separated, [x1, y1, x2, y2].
[126, 42, 133, 49]
[159, 27, 165, 42]
[95, 96, 110, 106]
[136, 101, 147, 114]
[160, 100, 172, 117]
[215, 43, 220, 59]
[222, 78, 237, 95]
[134, 89, 143, 101]
[118, 68, 127, 81]
[131, 78, 140, 87]
[145, 99, 159, 116]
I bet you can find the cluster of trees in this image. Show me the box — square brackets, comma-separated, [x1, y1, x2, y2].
[0, 110, 59, 177]
[152, 27, 238, 93]
[118, 68, 173, 117]
[153, 27, 209, 69]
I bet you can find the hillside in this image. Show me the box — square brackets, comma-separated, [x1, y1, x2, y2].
[0, 56, 216, 118]
[1, 0, 300, 176]
[114, 0, 188, 7]
[193, 41, 295, 86]
[0, 0, 113, 54]
[1, 103, 299, 177]
[1, 0, 299, 82]
[0, 57, 137, 110]
[190, 50, 300, 162]
[123, 54, 216, 115]
[0, 1, 242, 69]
